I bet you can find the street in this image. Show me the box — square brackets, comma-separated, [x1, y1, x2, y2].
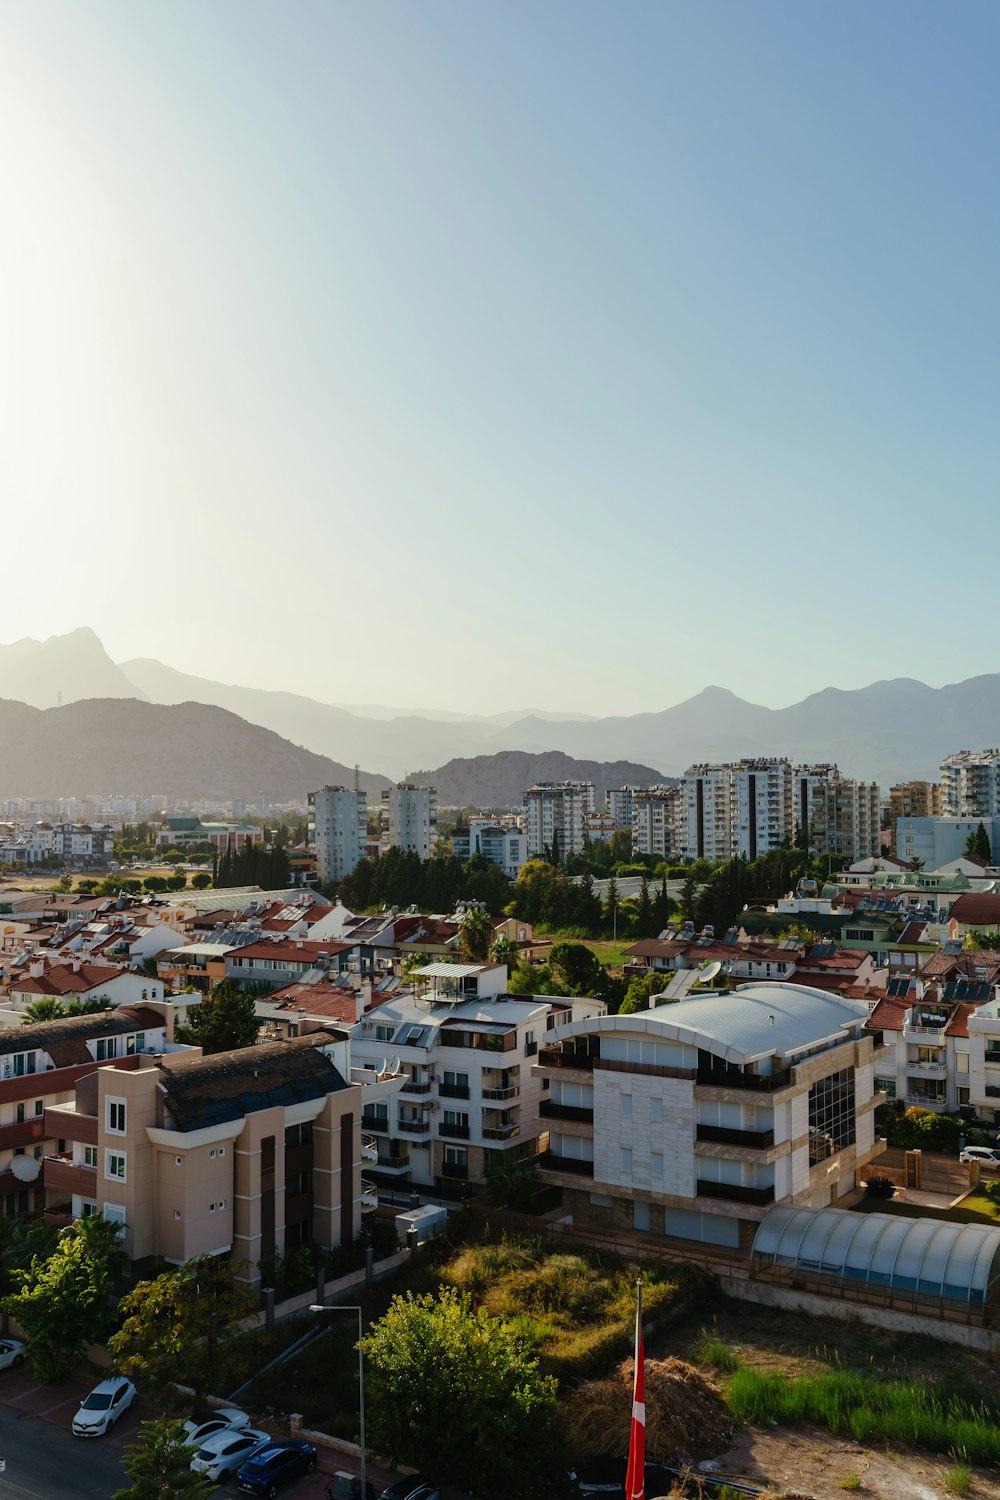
[0, 1402, 127, 1499]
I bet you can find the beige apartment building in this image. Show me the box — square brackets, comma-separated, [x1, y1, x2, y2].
[45, 1031, 397, 1280]
[887, 781, 942, 852]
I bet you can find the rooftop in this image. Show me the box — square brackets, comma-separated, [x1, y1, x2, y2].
[158, 1032, 348, 1131]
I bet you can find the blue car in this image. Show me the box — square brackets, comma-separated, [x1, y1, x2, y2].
[236, 1438, 318, 1495]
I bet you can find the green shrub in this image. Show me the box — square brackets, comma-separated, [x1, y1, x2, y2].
[942, 1463, 972, 1497]
[863, 1174, 896, 1200]
[693, 1333, 740, 1373]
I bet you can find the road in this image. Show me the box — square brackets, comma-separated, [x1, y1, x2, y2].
[0, 1403, 127, 1499]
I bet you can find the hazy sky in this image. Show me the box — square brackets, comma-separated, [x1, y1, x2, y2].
[2, 2, 998, 716]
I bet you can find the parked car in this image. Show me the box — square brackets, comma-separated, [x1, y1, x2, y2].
[71, 1376, 137, 1437]
[235, 1438, 318, 1495]
[570, 1457, 678, 1498]
[959, 1146, 1000, 1166]
[0, 1338, 26, 1372]
[191, 1426, 270, 1483]
[375, 1480, 440, 1500]
[182, 1405, 250, 1446]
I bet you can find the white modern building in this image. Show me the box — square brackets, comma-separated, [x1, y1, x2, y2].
[940, 750, 1000, 820]
[523, 782, 594, 860]
[631, 786, 684, 859]
[683, 760, 793, 861]
[450, 820, 527, 879]
[895, 816, 1000, 870]
[380, 785, 437, 860]
[310, 786, 367, 884]
[533, 983, 886, 1250]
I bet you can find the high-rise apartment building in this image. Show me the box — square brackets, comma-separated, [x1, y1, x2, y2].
[683, 760, 793, 861]
[793, 764, 840, 843]
[310, 786, 367, 884]
[523, 781, 594, 860]
[631, 786, 684, 859]
[888, 781, 942, 821]
[605, 787, 637, 830]
[940, 751, 1000, 820]
[810, 778, 881, 864]
[379, 785, 437, 860]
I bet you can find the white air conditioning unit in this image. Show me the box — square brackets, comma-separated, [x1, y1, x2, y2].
[427, 1101, 440, 1112]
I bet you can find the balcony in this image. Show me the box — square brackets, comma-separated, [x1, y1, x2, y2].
[697, 1179, 775, 1206]
[0, 1117, 47, 1152]
[398, 1119, 431, 1136]
[361, 1136, 379, 1164]
[438, 1083, 470, 1100]
[439, 1122, 470, 1140]
[696, 1068, 792, 1094]
[482, 1085, 520, 1102]
[401, 1080, 432, 1095]
[440, 1161, 467, 1180]
[539, 1100, 594, 1124]
[905, 1061, 947, 1078]
[539, 1150, 594, 1178]
[43, 1155, 96, 1197]
[696, 1124, 774, 1149]
[537, 1048, 594, 1071]
[374, 1152, 410, 1172]
[905, 1093, 948, 1111]
[360, 1180, 379, 1212]
[361, 1114, 390, 1135]
[482, 1124, 520, 1141]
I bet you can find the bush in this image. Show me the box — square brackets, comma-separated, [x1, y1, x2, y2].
[863, 1174, 896, 1200]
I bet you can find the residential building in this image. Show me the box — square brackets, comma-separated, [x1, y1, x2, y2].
[351, 963, 599, 1191]
[941, 751, 1000, 820]
[868, 988, 978, 1114]
[45, 1029, 398, 1278]
[887, 781, 942, 840]
[967, 997, 1000, 1123]
[808, 777, 881, 864]
[606, 787, 637, 830]
[4, 962, 166, 1015]
[523, 781, 594, 861]
[450, 819, 527, 879]
[50, 824, 113, 868]
[583, 812, 617, 844]
[310, 786, 367, 885]
[894, 816, 1000, 871]
[533, 983, 886, 1249]
[631, 786, 683, 859]
[223, 938, 368, 992]
[683, 760, 793, 861]
[793, 764, 841, 844]
[379, 785, 437, 860]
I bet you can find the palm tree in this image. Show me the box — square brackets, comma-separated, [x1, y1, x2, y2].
[459, 908, 493, 963]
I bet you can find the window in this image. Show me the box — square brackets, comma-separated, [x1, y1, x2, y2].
[126, 1033, 146, 1055]
[103, 1204, 126, 1238]
[808, 1069, 856, 1161]
[633, 1200, 650, 1232]
[957, 1051, 970, 1075]
[107, 1099, 126, 1134]
[34, 1100, 43, 1116]
[620, 1093, 632, 1119]
[95, 1038, 117, 1062]
[80, 1200, 97, 1218]
[374, 1025, 394, 1043]
[651, 1097, 663, 1124]
[651, 1151, 664, 1182]
[958, 1087, 971, 1106]
[620, 1147, 633, 1176]
[106, 1151, 126, 1182]
[10, 1053, 35, 1077]
[14, 1103, 23, 1125]
[83, 1146, 97, 1168]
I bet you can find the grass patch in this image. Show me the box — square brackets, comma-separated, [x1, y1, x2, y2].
[853, 1196, 998, 1225]
[836, 1474, 863, 1490]
[693, 1332, 740, 1373]
[724, 1366, 1000, 1465]
[942, 1462, 973, 1497]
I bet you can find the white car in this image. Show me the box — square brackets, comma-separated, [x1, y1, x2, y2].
[182, 1405, 250, 1446]
[959, 1145, 1000, 1166]
[190, 1425, 270, 1482]
[0, 1339, 26, 1372]
[72, 1376, 136, 1436]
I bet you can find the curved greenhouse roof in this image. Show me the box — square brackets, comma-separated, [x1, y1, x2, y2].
[752, 1205, 1000, 1309]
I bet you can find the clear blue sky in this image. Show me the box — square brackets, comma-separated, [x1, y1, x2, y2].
[1, 2, 997, 714]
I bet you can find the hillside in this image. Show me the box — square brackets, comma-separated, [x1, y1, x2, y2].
[409, 752, 674, 807]
[0, 699, 389, 802]
[0, 628, 143, 708]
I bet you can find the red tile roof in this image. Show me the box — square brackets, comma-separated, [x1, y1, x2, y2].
[866, 996, 910, 1032]
[949, 893, 1000, 926]
[945, 1003, 975, 1039]
[227, 939, 354, 962]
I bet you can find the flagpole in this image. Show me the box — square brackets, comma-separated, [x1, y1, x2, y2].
[625, 1272, 645, 1500]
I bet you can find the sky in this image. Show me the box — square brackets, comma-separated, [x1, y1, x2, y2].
[1, 2, 998, 717]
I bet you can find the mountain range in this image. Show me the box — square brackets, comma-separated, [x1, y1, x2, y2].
[0, 628, 996, 789]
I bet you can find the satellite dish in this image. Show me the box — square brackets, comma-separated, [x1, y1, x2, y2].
[698, 960, 723, 987]
[10, 1155, 39, 1183]
[376, 1057, 388, 1077]
[389, 1056, 401, 1076]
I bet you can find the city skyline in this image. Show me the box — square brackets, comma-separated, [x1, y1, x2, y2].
[2, 3, 998, 715]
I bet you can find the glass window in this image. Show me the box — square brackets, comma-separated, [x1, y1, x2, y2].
[620, 1147, 633, 1176]
[84, 1146, 97, 1168]
[620, 1093, 632, 1119]
[808, 1069, 856, 1162]
[106, 1151, 126, 1181]
[651, 1097, 663, 1124]
[34, 1100, 43, 1117]
[107, 1100, 126, 1134]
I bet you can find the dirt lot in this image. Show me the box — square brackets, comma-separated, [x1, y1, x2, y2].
[656, 1299, 1000, 1500]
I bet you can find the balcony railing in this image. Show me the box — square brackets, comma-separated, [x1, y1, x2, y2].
[361, 1136, 379, 1163]
[440, 1161, 467, 1180]
[361, 1114, 390, 1135]
[537, 1048, 594, 1071]
[439, 1122, 470, 1140]
[696, 1067, 792, 1093]
[697, 1178, 775, 1206]
[482, 1085, 520, 1101]
[539, 1100, 594, 1124]
[539, 1150, 594, 1177]
[398, 1119, 431, 1135]
[696, 1124, 774, 1149]
[401, 1080, 433, 1095]
[375, 1152, 409, 1171]
[483, 1124, 520, 1140]
[439, 1083, 470, 1099]
[43, 1155, 97, 1197]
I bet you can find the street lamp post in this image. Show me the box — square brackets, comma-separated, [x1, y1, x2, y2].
[310, 1304, 366, 1500]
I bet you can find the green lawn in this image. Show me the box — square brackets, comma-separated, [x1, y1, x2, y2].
[855, 1192, 999, 1225]
[579, 940, 632, 967]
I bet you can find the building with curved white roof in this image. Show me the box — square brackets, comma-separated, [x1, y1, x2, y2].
[533, 982, 889, 1250]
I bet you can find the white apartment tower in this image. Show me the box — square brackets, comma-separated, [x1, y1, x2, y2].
[605, 787, 637, 830]
[310, 785, 367, 884]
[523, 781, 594, 860]
[631, 786, 684, 859]
[684, 759, 793, 861]
[940, 750, 1000, 820]
[380, 784, 437, 860]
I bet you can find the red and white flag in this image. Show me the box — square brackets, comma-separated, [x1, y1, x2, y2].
[624, 1277, 645, 1500]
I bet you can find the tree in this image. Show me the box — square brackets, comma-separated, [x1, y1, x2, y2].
[549, 942, 604, 997]
[113, 1418, 212, 1500]
[650, 875, 675, 933]
[143, 876, 168, 893]
[634, 877, 654, 939]
[679, 871, 698, 921]
[604, 877, 619, 937]
[22, 998, 66, 1023]
[362, 1288, 565, 1499]
[619, 971, 666, 1015]
[489, 934, 517, 968]
[482, 1153, 543, 1210]
[190, 871, 213, 890]
[458, 907, 492, 964]
[175, 980, 260, 1054]
[3, 1215, 126, 1383]
[109, 1256, 258, 1401]
[164, 874, 187, 892]
[965, 821, 993, 862]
